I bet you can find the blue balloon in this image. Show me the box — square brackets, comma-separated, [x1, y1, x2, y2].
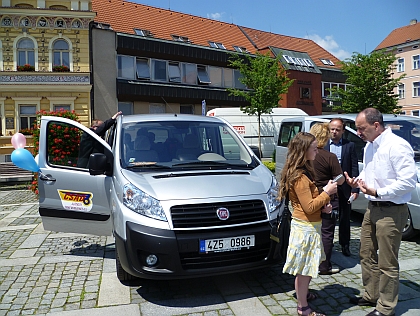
[11, 148, 40, 172]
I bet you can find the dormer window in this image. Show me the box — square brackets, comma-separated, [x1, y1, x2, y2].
[209, 41, 226, 49]
[172, 35, 190, 43]
[134, 29, 153, 37]
[320, 58, 335, 66]
[233, 46, 248, 53]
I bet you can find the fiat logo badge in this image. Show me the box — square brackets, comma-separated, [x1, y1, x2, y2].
[216, 207, 230, 220]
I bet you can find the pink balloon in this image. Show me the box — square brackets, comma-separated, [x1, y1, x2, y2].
[11, 132, 27, 149]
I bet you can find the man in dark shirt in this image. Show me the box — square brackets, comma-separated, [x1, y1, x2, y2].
[77, 111, 122, 168]
[326, 118, 359, 257]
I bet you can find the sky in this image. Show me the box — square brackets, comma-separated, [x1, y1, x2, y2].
[136, 0, 419, 61]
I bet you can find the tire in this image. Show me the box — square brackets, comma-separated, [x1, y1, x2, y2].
[115, 246, 137, 283]
[402, 209, 419, 240]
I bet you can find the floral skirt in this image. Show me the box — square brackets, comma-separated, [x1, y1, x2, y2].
[282, 218, 325, 278]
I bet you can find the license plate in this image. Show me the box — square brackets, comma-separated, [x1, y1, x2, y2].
[199, 235, 255, 253]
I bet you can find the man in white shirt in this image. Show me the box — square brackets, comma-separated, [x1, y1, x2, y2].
[345, 108, 417, 316]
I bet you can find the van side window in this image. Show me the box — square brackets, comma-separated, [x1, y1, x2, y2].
[278, 122, 302, 147]
[343, 130, 365, 162]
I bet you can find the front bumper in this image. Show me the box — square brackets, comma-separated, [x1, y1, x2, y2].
[115, 221, 277, 279]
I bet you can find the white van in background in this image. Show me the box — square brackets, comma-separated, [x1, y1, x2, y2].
[207, 107, 308, 158]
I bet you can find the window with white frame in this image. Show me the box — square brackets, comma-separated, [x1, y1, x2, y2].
[182, 63, 197, 84]
[413, 55, 420, 70]
[414, 82, 420, 97]
[397, 58, 405, 72]
[136, 58, 150, 79]
[117, 55, 135, 79]
[52, 39, 70, 67]
[168, 62, 181, 82]
[171, 35, 190, 43]
[398, 84, 405, 99]
[152, 59, 167, 81]
[48, 97, 75, 113]
[413, 110, 419, 116]
[19, 105, 37, 130]
[209, 41, 226, 49]
[134, 29, 152, 37]
[53, 105, 70, 112]
[233, 46, 247, 53]
[17, 38, 35, 66]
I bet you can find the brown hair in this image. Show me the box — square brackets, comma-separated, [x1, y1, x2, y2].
[278, 132, 315, 201]
[309, 122, 331, 148]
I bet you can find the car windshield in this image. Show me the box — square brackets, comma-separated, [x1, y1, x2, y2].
[120, 120, 257, 170]
[384, 119, 420, 159]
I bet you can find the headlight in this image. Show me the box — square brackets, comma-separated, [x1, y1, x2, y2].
[267, 176, 281, 213]
[123, 183, 167, 221]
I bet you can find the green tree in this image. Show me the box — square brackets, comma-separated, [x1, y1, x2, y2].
[228, 52, 293, 157]
[330, 50, 405, 114]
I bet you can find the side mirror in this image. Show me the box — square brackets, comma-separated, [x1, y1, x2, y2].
[89, 153, 108, 175]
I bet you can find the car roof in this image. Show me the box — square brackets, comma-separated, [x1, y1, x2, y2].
[313, 113, 420, 122]
[120, 113, 224, 124]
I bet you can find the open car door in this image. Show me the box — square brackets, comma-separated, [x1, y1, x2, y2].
[37, 116, 113, 236]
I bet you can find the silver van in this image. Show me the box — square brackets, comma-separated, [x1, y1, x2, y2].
[37, 114, 281, 281]
[275, 114, 420, 240]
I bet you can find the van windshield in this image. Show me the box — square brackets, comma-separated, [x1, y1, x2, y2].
[385, 119, 420, 159]
[120, 120, 257, 170]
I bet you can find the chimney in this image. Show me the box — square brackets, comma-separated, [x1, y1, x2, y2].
[410, 19, 417, 25]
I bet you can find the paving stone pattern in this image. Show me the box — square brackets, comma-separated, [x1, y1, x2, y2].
[1, 190, 420, 316]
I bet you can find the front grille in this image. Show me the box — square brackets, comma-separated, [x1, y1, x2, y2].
[170, 200, 267, 228]
[180, 241, 270, 270]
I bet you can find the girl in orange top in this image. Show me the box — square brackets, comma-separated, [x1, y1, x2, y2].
[278, 132, 337, 316]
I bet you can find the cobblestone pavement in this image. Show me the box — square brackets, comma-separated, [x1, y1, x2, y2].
[1, 189, 420, 316]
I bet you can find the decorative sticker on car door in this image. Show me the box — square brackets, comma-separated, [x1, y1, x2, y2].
[57, 190, 93, 212]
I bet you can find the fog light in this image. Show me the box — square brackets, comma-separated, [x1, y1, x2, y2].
[145, 254, 158, 266]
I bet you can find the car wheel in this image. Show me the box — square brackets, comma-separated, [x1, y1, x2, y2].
[116, 246, 137, 283]
[402, 209, 419, 240]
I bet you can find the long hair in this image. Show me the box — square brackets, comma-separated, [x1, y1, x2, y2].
[309, 122, 331, 148]
[278, 132, 315, 200]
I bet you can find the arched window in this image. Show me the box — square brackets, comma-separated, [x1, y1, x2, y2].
[53, 40, 69, 67]
[17, 38, 35, 66]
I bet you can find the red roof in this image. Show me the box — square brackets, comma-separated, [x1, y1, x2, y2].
[239, 26, 341, 69]
[92, 0, 341, 69]
[92, 0, 254, 53]
[375, 20, 420, 50]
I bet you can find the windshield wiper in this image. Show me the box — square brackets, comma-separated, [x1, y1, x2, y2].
[173, 161, 253, 169]
[126, 163, 171, 169]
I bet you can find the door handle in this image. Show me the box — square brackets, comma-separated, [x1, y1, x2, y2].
[39, 173, 56, 182]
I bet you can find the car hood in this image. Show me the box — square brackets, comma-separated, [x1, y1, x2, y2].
[120, 165, 273, 201]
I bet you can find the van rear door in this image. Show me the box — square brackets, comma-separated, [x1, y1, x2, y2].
[37, 116, 113, 236]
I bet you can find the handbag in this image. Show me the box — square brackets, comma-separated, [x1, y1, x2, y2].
[270, 193, 292, 262]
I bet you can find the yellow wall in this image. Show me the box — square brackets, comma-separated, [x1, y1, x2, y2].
[0, 0, 95, 135]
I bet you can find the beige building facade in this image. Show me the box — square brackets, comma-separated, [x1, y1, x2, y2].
[375, 19, 420, 116]
[0, 0, 95, 140]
